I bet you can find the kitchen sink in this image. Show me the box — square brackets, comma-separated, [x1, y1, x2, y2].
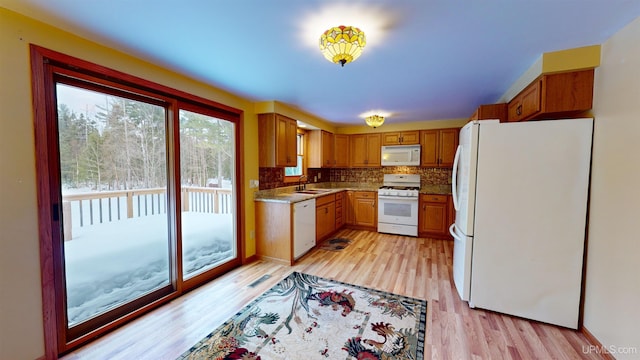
[295, 189, 333, 195]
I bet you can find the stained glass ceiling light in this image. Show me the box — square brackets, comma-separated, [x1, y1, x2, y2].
[365, 115, 384, 128]
[319, 25, 367, 67]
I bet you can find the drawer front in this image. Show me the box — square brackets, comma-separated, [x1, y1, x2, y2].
[335, 206, 343, 219]
[355, 191, 375, 199]
[316, 194, 336, 207]
[420, 194, 447, 203]
[335, 191, 344, 201]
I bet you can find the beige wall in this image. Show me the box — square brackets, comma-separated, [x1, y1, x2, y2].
[0, 8, 259, 359]
[336, 118, 468, 135]
[4, 4, 639, 360]
[585, 16, 640, 359]
[253, 100, 469, 134]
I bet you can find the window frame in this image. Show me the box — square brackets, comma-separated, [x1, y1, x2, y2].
[30, 44, 246, 356]
[283, 129, 307, 183]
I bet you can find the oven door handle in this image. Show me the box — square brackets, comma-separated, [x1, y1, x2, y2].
[377, 195, 419, 201]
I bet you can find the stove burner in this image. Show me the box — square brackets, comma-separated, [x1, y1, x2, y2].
[379, 186, 420, 191]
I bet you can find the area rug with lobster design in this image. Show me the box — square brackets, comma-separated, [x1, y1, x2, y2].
[178, 271, 427, 360]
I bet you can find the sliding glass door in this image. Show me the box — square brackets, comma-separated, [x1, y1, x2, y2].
[31, 45, 242, 354]
[57, 83, 173, 331]
[179, 108, 237, 279]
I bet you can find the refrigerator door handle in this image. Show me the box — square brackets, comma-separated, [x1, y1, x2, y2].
[451, 145, 462, 211]
[449, 223, 459, 240]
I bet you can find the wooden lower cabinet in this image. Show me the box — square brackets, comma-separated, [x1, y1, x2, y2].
[344, 191, 377, 230]
[335, 191, 345, 229]
[316, 194, 336, 242]
[256, 193, 346, 265]
[345, 191, 355, 225]
[418, 194, 452, 239]
[353, 191, 378, 228]
[255, 201, 294, 265]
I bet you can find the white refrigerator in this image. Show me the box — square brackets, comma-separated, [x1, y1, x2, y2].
[449, 118, 593, 329]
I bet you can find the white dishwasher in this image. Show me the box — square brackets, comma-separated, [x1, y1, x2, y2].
[293, 198, 316, 260]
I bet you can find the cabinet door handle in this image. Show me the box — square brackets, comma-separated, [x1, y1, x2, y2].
[516, 105, 522, 116]
[325, 208, 328, 214]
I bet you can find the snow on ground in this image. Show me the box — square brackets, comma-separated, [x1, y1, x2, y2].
[64, 212, 233, 325]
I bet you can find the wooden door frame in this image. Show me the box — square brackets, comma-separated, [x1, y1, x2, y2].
[30, 44, 246, 358]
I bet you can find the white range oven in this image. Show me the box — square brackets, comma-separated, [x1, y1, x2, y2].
[377, 174, 421, 237]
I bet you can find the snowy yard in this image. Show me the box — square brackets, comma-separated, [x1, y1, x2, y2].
[64, 212, 234, 325]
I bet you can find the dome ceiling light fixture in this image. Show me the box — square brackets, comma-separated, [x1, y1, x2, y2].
[365, 114, 385, 128]
[319, 25, 367, 67]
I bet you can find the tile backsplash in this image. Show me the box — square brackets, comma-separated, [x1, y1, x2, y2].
[331, 167, 452, 189]
[259, 166, 451, 190]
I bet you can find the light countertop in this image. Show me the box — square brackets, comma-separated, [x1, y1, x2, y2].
[254, 183, 451, 204]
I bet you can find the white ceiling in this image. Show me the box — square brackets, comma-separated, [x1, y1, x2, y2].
[3, 1, 640, 126]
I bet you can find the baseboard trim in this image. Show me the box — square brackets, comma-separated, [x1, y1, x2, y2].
[581, 326, 616, 360]
[243, 254, 258, 265]
[254, 254, 291, 266]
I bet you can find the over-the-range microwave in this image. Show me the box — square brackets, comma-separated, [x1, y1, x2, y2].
[381, 145, 421, 166]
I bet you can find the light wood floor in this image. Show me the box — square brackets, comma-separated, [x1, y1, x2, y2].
[62, 229, 604, 360]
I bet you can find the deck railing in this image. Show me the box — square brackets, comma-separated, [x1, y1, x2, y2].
[61, 187, 232, 240]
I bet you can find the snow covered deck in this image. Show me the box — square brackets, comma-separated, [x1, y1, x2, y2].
[62, 187, 235, 325]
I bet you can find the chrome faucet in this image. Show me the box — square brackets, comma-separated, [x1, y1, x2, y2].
[297, 175, 308, 191]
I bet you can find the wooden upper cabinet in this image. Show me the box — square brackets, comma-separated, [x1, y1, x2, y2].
[367, 134, 382, 166]
[420, 130, 439, 167]
[322, 131, 334, 167]
[334, 134, 350, 167]
[308, 130, 334, 168]
[470, 103, 507, 122]
[350, 133, 381, 167]
[350, 135, 367, 167]
[382, 131, 420, 145]
[508, 80, 541, 122]
[278, 115, 298, 166]
[438, 129, 459, 167]
[420, 128, 459, 168]
[258, 113, 297, 167]
[508, 69, 594, 122]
